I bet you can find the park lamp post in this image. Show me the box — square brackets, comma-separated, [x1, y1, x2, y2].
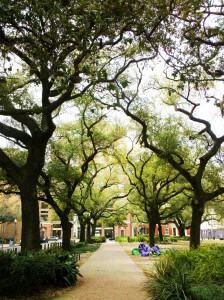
[13, 219, 17, 244]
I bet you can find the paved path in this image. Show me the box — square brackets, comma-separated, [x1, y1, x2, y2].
[54, 241, 147, 300]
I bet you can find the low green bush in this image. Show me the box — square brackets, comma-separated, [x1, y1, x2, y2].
[191, 284, 224, 300]
[144, 246, 224, 300]
[0, 250, 81, 297]
[116, 235, 190, 243]
[53, 251, 81, 287]
[136, 235, 149, 242]
[71, 243, 100, 254]
[115, 235, 149, 243]
[90, 236, 106, 243]
[115, 236, 128, 242]
[162, 236, 190, 242]
[0, 237, 11, 244]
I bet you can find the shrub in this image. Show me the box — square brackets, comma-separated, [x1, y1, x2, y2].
[127, 235, 149, 243]
[71, 243, 99, 254]
[191, 284, 224, 300]
[0, 251, 16, 295]
[115, 236, 128, 242]
[144, 250, 193, 299]
[0, 250, 81, 297]
[159, 236, 190, 243]
[136, 235, 149, 242]
[0, 237, 11, 244]
[116, 235, 189, 244]
[53, 252, 81, 287]
[154, 235, 161, 243]
[90, 236, 106, 243]
[144, 246, 224, 300]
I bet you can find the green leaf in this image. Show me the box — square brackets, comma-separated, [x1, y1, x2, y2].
[108, 83, 116, 91]
[120, 79, 129, 88]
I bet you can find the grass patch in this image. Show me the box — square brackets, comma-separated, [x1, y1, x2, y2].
[71, 243, 100, 254]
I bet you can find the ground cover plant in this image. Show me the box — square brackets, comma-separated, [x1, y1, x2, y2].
[90, 236, 106, 244]
[0, 250, 81, 298]
[115, 236, 129, 242]
[116, 235, 190, 243]
[144, 246, 224, 300]
[71, 242, 100, 253]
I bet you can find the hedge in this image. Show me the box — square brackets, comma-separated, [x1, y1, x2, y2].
[90, 236, 106, 243]
[0, 250, 81, 297]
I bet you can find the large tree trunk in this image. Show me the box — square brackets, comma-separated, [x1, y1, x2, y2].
[190, 202, 204, 248]
[19, 137, 53, 253]
[158, 220, 163, 242]
[91, 219, 97, 237]
[86, 219, 91, 243]
[178, 224, 186, 237]
[79, 219, 86, 242]
[149, 218, 156, 247]
[20, 185, 41, 253]
[175, 216, 186, 237]
[61, 215, 72, 250]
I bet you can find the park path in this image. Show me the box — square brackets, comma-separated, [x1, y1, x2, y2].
[54, 241, 148, 300]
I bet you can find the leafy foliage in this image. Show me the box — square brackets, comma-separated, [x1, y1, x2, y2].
[90, 236, 106, 243]
[71, 242, 100, 254]
[0, 250, 81, 297]
[144, 246, 224, 300]
[0, 204, 17, 224]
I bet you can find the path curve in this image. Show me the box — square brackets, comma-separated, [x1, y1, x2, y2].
[54, 241, 147, 300]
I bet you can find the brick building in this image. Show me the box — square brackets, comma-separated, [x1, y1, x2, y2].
[0, 195, 22, 243]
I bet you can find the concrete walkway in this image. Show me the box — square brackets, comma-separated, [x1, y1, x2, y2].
[54, 241, 147, 300]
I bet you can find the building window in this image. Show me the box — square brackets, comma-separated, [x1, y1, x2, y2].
[1, 227, 5, 234]
[164, 228, 169, 236]
[121, 230, 125, 237]
[41, 202, 48, 209]
[40, 215, 48, 221]
[53, 224, 62, 228]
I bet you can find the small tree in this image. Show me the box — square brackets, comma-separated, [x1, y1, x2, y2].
[116, 141, 185, 246]
[85, 164, 131, 239]
[38, 100, 125, 249]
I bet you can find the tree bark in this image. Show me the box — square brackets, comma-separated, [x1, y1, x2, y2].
[178, 224, 186, 237]
[79, 219, 86, 242]
[91, 219, 97, 237]
[20, 185, 41, 253]
[190, 202, 204, 248]
[19, 137, 54, 252]
[175, 216, 186, 237]
[158, 221, 163, 242]
[86, 219, 91, 243]
[149, 218, 156, 247]
[61, 215, 72, 250]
